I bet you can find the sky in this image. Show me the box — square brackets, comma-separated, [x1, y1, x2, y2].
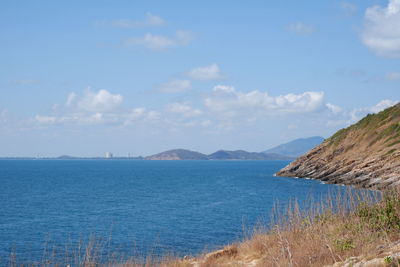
[1, 0, 400, 157]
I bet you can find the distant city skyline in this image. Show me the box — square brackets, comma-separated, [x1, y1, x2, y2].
[1, 0, 399, 157]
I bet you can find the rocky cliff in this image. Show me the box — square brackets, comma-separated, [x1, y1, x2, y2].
[277, 103, 400, 189]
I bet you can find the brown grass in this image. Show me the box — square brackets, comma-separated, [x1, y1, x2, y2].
[189, 189, 400, 267]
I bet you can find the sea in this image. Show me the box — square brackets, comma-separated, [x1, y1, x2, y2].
[0, 159, 357, 264]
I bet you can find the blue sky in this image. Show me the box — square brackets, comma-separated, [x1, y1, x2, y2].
[1, 0, 400, 157]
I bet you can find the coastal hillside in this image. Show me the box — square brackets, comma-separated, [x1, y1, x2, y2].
[277, 103, 400, 189]
[263, 136, 324, 157]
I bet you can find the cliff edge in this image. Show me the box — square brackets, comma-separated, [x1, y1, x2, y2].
[277, 103, 400, 189]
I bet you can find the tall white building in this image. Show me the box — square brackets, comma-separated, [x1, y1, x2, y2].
[105, 152, 113, 158]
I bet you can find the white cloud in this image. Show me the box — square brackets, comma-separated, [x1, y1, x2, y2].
[128, 108, 159, 121]
[0, 109, 8, 123]
[125, 31, 194, 51]
[167, 103, 203, 118]
[324, 99, 398, 127]
[126, 33, 174, 50]
[159, 79, 191, 93]
[362, 0, 400, 57]
[188, 64, 223, 80]
[34, 112, 110, 126]
[145, 13, 165, 26]
[123, 108, 160, 126]
[111, 13, 164, 28]
[78, 89, 123, 112]
[340, 2, 357, 15]
[212, 85, 235, 93]
[127, 108, 146, 120]
[29, 84, 399, 135]
[65, 92, 77, 107]
[368, 99, 398, 113]
[286, 22, 315, 35]
[326, 103, 343, 114]
[175, 30, 195, 45]
[204, 85, 325, 120]
[147, 111, 160, 120]
[34, 88, 164, 127]
[385, 71, 400, 80]
[35, 115, 57, 124]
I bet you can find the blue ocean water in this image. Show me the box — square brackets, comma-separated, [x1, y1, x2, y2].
[0, 160, 349, 263]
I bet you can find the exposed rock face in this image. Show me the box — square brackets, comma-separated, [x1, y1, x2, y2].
[277, 103, 400, 189]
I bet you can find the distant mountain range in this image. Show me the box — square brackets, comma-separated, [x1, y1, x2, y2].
[145, 149, 294, 161]
[144, 137, 324, 160]
[1, 136, 324, 161]
[208, 150, 292, 160]
[263, 136, 325, 158]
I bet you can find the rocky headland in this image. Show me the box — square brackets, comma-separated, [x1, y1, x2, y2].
[277, 103, 400, 189]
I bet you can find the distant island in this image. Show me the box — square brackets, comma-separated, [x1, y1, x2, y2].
[0, 136, 324, 161]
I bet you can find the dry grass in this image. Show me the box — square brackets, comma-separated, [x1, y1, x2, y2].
[192, 189, 400, 267]
[9, 189, 400, 266]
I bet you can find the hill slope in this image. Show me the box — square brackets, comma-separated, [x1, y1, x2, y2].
[145, 149, 208, 160]
[208, 150, 293, 160]
[277, 103, 400, 189]
[263, 136, 324, 157]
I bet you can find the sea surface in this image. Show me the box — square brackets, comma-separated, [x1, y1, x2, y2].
[0, 160, 353, 263]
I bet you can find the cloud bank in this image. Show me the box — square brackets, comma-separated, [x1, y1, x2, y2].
[73, 89, 123, 112]
[28, 86, 398, 138]
[111, 13, 165, 28]
[205, 86, 325, 116]
[188, 64, 223, 80]
[385, 72, 400, 80]
[125, 31, 194, 51]
[362, 0, 400, 57]
[286, 22, 315, 35]
[159, 79, 191, 93]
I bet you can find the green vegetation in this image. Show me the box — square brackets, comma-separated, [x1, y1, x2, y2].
[386, 148, 397, 155]
[334, 239, 355, 251]
[384, 255, 395, 264]
[388, 140, 400, 147]
[357, 193, 400, 231]
[327, 104, 400, 148]
[328, 127, 350, 146]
